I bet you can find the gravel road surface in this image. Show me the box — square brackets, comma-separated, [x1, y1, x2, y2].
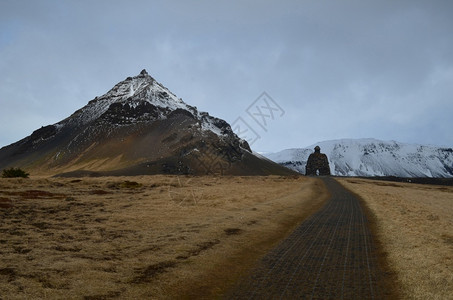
[226, 177, 384, 299]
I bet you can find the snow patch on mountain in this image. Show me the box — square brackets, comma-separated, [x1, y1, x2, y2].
[264, 138, 453, 178]
[56, 69, 228, 138]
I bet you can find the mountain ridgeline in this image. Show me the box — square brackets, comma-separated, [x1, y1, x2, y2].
[265, 139, 453, 178]
[0, 70, 294, 176]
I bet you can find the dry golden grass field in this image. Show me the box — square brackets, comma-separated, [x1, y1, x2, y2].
[338, 178, 453, 300]
[0, 175, 327, 299]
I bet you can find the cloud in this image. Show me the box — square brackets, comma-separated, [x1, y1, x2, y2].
[1, 0, 452, 151]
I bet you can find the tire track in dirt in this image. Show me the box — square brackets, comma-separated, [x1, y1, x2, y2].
[226, 177, 384, 299]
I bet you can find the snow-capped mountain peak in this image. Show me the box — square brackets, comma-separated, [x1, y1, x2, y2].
[58, 69, 253, 155]
[264, 138, 453, 178]
[0, 69, 296, 176]
[52, 69, 240, 143]
[62, 69, 191, 126]
[102, 69, 182, 106]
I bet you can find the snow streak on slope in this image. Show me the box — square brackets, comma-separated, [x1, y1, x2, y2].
[265, 138, 453, 178]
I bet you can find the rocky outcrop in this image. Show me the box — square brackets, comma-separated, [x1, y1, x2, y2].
[305, 146, 331, 176]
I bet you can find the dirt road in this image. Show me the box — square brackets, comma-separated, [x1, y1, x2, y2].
[226, 177, 385, 299]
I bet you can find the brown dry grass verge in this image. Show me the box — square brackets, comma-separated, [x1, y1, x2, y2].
[338, 178, 453, 300]
[0, 175, 328, 299]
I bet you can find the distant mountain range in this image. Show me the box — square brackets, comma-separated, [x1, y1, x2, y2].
[0, 70, 293, 176]
[264, 138, 453, 178]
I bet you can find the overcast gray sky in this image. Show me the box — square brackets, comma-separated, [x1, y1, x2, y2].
[1, 0, 452, 152]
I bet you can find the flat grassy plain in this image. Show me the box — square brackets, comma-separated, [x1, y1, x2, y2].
[0, 175, 327, 299]
[338, 178, 453, 299]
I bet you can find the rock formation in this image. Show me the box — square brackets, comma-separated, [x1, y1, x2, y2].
[305, 146, 331, 176]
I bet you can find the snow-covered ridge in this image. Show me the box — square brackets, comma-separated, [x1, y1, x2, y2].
[264, 138, 453, 178]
